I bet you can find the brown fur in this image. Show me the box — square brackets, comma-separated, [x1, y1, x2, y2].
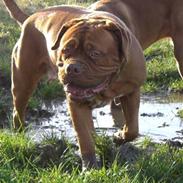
[3, 0, 183, 169]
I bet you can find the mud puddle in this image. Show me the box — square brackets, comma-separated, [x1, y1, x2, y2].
[27, 93, 183, 143]
[140, 94, 183, 142]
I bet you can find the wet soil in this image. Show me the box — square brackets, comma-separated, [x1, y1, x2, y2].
[139, 93, 183, 142]
[0, 72, 183, 144]
[0, 79, 183, 169]
[25, 93, 183, 145]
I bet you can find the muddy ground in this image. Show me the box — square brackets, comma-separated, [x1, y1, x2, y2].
[0, 72, 183, 146]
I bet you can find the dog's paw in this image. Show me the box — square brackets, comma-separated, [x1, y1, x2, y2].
[82, 153, 98, 171]
[113, 130, 138, 145]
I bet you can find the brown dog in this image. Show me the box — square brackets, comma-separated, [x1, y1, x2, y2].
[3, 0, 183, 169]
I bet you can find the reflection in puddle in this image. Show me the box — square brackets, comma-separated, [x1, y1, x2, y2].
[28, 94, 183, 142]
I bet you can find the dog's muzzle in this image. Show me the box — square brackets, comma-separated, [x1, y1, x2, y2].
[64, 63, 83, 75]
[64, 77, 109, 100]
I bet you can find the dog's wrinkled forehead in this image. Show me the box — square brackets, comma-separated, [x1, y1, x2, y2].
[60, 20, 118, 54]
[52, 17, 131, 65]
[60, 21, 90, 45]
[52, 18, 117, 50]
[65, 18, 109, 31]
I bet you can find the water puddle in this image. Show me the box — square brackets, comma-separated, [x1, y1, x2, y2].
[140, 94, 183, 141]
[28, 93, 183, 142]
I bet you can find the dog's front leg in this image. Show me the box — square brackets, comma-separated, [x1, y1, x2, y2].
[67, 99, 97, 170]
[114, 88, 140, 144]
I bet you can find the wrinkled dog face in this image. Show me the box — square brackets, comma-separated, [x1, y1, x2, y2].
[53, 19, 123, 101]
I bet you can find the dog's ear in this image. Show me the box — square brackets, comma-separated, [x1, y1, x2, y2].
[103, 20, 132, 64]
[51, 24, 69, 50]
[51, 19, 82, 50]
[103, 19, 146, 84]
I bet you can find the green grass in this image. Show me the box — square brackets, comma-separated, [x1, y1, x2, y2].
[143, 39, 183, 93]
[177, 109, 183, 118]
[0, 131, 182, 182]
[28, 80, 65, 109]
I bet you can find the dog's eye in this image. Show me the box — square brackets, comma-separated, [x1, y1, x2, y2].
[61, 46, 72, 59]
[89, 50, 102, 59]
[62, 46, 71, 53]
[62, 39, 77, 54]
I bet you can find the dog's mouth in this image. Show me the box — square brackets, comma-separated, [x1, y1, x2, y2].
[64, 78, 109, 100]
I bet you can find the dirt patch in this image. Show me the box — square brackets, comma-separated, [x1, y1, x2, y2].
[141, 112, 164, 117]
[26, 108, 54, 122]
[165, 139, 183, 148]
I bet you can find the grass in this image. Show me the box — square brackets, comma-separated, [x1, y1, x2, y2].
[177, 109, 183, 118]
[0, 131, 182, 182]
[143, 39, 183, 93]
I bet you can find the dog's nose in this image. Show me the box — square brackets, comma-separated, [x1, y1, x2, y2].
[65, 63, 83, 75]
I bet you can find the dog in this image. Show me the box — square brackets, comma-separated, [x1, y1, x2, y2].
[3, 0, 183, 169]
